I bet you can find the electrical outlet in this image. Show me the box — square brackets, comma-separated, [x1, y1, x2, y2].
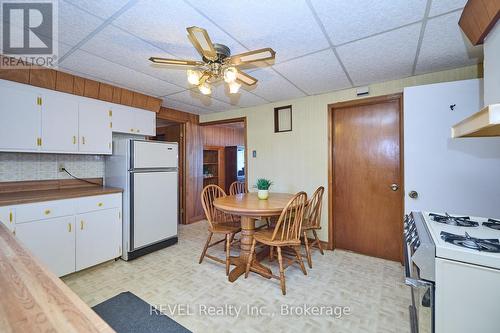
[58, 163, 65, 172]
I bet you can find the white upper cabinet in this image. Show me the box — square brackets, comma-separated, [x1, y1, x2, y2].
[134, 108, 156, 136]
[0, 81, 41, 152]
[110, 105, 135, 134]
[79, 100, 112, 154]
[41, 91, 79, 152]
[0, 79, 157, 154]
[111, 105, 156, 136]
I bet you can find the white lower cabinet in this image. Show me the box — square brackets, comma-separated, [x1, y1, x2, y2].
[76, 208, 121, 271]
[6, 193, 122, 277]
[0, 206, 15, 232]
[16, 216, 76, 277]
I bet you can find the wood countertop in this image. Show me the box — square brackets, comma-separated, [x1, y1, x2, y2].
[0, 179, 122, 207]
[0, 223, 115, 332]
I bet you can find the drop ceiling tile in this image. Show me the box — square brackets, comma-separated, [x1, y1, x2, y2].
[56, 1, 104, 47]
[60, 50, 184, 96]
[189, 0, 329, 63]
[63, 0, 130, 20]
[416, 11, 482, 74]
[112, 0, 246, 60]
[429, 0, 467, 17]
[206, 83, 268, 108]
[167, 90, 233, 112]
[273, 49, 351, 95]
[81, 25, 189, 88]
[310, 0, 427, 45]
[242, 68, 306, 102]
[162, 98, 211, 114]
[337, 23, 422, 86]
[1, 1, 102, 53]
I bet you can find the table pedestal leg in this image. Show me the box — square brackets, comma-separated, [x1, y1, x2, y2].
[228, 216, 272, 282]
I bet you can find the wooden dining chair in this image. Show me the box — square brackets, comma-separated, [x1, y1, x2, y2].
[199, 185, 241, 276]
[245, 192, 308, 295]
[302, 186, 325, 268]
[229, 181, 247, 195]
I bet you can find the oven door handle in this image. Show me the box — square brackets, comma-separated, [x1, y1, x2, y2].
[405, 276, 433, 288]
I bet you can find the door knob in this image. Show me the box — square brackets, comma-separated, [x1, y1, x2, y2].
[390, 183, 400, 191]
[409, 190, 419, 199]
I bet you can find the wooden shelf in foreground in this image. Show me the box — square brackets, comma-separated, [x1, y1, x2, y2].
[452, 104, 500, 138]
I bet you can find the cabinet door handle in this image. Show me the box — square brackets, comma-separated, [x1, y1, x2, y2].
[136, 129, 140, 133]
[73, 136, 77, 144]
[44, 209, 51, 215]
[68, 223, 72, 232]
[130, 128, 134, 133]
[98, 202, 103, 207]
[82, 136, 86, 145]
[80, 220, 84, 230]
[9, 212, 13, 223]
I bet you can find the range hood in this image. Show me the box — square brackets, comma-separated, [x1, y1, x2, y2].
[452, 9, 499, 138]
[452, 104, 500, 137]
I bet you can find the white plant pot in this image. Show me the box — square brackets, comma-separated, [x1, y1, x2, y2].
[258, 189, 269, 200]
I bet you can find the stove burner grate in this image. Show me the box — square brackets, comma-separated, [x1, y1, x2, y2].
[483, 219, 500, 231]
[441, 231, 500, 253]
[430, 213, 479, 227]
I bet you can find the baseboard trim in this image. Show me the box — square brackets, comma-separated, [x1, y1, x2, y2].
[126, 237, 178, 260]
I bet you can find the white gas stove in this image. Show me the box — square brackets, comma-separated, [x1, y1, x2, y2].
[422, 212, 500, 270]
[404, 212, 500, 333]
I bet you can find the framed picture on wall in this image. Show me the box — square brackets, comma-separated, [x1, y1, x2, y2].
[274, 105, 292, 132]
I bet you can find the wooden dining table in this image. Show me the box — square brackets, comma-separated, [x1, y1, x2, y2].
[213, 192, 295, 282]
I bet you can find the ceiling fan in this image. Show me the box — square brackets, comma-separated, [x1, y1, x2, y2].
[149, 26, 276, 95]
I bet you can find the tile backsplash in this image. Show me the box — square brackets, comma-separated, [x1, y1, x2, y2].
[0, 153, 105, 182]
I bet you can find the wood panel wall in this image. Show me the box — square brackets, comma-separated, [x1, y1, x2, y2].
[185, 122, 205, 223]
[459, 0, 500, 45]
[0, 55, 162, 112]
[158, 107, 199, 123]
[202, 126, 245, 147]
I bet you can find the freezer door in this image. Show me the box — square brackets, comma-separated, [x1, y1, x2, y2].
[131, 171, 178, 250]
[132, 140, 178, 169]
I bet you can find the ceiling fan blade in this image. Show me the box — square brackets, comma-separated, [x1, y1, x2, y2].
[235, 69, 258, 86]
[227, 48, 276, 66]
[149, 57, 204, 67]
[186, 26, 217, 61]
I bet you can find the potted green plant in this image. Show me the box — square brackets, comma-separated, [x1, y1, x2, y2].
[255, 178, 273, 200]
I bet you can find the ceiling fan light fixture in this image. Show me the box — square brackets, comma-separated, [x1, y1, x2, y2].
[198, 82, 211, 95]
[229, 81, 241, 94]
[223, 67, 237, 83]
[187, 69, 201, 85]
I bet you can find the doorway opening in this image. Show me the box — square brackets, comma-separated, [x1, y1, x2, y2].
[151, 118, 186, 225]
[200, 117, 247, 194]
[328, 94, 404, 262]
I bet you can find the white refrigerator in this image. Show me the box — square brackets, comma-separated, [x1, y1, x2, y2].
[106, 138, 178, 260]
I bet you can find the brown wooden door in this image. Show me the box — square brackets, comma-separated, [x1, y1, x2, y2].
[332, 95, 403, 262]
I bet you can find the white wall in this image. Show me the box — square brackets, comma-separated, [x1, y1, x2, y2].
[405, 79, 500, 218]
[484, 21, 500, 106]
[200, 65, 481, 242]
